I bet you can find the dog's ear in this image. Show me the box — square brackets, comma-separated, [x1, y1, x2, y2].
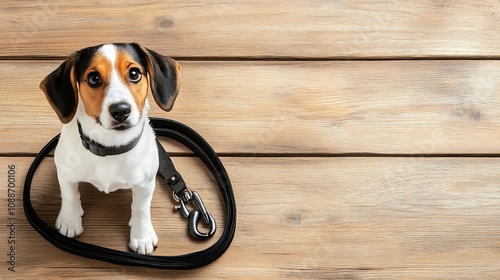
[135, 44, 181, 111]
[39, 53, 79, 123]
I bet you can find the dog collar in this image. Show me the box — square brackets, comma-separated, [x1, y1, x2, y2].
[77, 121, 144, 157]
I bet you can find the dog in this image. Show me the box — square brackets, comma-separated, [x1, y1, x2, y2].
[39, 43, 181, 255]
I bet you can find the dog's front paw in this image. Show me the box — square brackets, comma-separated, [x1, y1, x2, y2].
[129, 220, 158, 255]
[55, 205, 84, 238]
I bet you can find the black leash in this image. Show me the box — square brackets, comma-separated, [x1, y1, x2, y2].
[23, 117, 236, 269]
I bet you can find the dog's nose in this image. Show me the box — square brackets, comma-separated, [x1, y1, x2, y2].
[109, 102, 131, 123]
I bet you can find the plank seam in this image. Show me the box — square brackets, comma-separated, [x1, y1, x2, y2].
[2, 56, 500, 62]
[2, 153, 500, 158]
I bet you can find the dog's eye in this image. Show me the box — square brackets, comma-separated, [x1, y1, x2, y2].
[87, 72, 101, 88]
[128, 68, 142, 83]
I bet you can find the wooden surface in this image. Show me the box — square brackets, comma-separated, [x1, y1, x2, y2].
[1, 1, 499, 279]
[3, 0, 500, 58]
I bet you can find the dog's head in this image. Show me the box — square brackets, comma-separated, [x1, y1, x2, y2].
[40, 43, 181, 130]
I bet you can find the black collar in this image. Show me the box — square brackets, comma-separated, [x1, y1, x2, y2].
[77, 121, 144, 157]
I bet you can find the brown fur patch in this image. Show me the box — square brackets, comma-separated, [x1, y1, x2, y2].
[115, 50, 149, 113]
[79, 53, 111, 120]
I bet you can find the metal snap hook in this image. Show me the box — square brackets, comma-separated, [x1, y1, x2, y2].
[174, 191, 217, 239]
[188, 210, 217, 239]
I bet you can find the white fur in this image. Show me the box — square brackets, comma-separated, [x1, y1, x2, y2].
[54, 44, 159, 254]
[98, 45, 142, 132]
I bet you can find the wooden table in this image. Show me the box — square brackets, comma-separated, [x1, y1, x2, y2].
[1, 1, 499, 279]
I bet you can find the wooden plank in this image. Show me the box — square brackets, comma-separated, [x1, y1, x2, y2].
[2, 60, 500, 154]
[1, 157, 498, 278]
[3, 0, 500, 58]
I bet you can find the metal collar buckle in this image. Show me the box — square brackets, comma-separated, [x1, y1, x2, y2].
[174, 187, 216, 239]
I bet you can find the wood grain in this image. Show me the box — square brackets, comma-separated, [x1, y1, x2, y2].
[1, 157, 498, 279]
[2, 60, 500, 155]
[2, 0, 500, 58]
[1, 1, 500, 278]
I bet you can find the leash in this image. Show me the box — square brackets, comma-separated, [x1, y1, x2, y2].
[23, 117, 236, 269]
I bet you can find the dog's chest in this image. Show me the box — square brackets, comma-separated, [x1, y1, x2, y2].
[87, 167, 126, 193]
[86, 163, 129, 193]
[81, 153, 155, 193]
[91, 181, 126, 194]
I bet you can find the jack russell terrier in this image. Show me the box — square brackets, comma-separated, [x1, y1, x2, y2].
[39, 43, 181, 255]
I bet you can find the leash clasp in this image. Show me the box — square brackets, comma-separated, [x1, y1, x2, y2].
[174, 189, 216, 239]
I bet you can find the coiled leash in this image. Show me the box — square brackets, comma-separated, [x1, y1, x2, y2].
[23, 117, 236, 269]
